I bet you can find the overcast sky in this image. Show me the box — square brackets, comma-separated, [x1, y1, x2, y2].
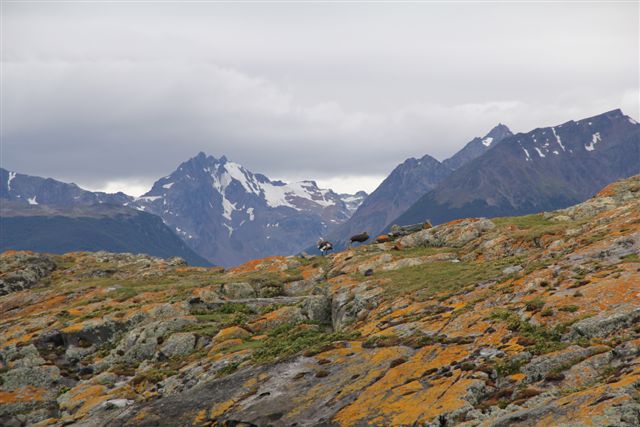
[2, 1, 638, 195]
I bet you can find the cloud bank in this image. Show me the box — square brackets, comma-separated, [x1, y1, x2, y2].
[2, 2, 638, 194]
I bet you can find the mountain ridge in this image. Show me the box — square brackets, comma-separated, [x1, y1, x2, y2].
[320, 124, 513, 249]
[391, 109, 640, 228]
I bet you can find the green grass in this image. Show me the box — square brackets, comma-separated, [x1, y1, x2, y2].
[372, 254, 519, 300]
[491, 309, 566, 355]
[493, 213, 587, 243]
[621, 253, 639, 263]
[250, 323, 360, 364]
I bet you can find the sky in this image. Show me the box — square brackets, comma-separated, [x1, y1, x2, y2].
[1, 1, 638, 195]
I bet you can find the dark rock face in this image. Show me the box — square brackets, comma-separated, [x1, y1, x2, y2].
[0, 168, 130, 207]
[323, 125, 510, 248]
[443, 123, 513, 171]
[0, 203, 211, 266]
[393, 109, 640, 227]
[130, 153, 359, 266]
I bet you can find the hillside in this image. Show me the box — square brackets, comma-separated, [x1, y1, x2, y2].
[393, 109, 640, 228]
[0, 203, 211, 267]
[322, 124, 512, 250]
[1, 175, 639, 426]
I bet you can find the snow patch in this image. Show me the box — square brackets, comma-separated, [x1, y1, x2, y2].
[551, 127, 566, 151]
[481, 137, 494, 147]
[585, 132, 601, 151]
[522, 148, 531, 161]
[137, 196, 162, 202]
[162, 182, 174, 189]
[223, 223, 234, 236]
[221, 196, 236, 221]
[27, 196, 38, 205]
[534, 147, 546, 158]
[247, 207, 255, 221]
[7, 171, 16, 191]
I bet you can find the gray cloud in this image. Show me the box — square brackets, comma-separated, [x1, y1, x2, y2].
[1, 2, 638, 194]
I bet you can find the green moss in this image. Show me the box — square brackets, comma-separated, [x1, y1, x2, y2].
[250, 323, 359, 364]
[132, 368, 178, 385]
[525, 297, 546, 312]
[491, 309, 565, 355]
[495, 358, 524, 376]
[559, 305, 580, 313]
[621, 253, 639, 263]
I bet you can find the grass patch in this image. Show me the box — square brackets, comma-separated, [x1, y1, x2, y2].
[250, 323, 360, 364]
[491, 309, 566, 355]
[373, 255, 518, 300]
[493, 213, 586, 243]
[621, 253, 639, 263]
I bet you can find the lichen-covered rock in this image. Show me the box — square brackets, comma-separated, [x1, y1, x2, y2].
[2, 175, 640, 426]
[569, 306, 640, 339]
[332, 281, 383, 330]
[398, 218, 495, 249]
[160, 333, 197, 358]
[0, 252, 56, 296]
[105, 317, 194, 365]
[521, 345, 607, 382]
[221, 282, 256, 299]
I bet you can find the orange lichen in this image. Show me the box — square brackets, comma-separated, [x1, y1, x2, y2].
[0, 386, 45, 404]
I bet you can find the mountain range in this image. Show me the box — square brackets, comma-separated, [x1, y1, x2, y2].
[0, 157, 366, 266]
[2, 109, 638, 266]
[320, 123, 514, 249]
[394, 109, 640, 227]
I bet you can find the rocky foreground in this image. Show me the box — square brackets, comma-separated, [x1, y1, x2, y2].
[1, 176, 640, 426]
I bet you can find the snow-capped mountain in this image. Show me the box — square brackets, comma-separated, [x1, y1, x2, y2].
[339, 191, 368, 215]
[130, 153, 363, 265]
[394, 109, 640, 227]
[1, 156, 365, 266]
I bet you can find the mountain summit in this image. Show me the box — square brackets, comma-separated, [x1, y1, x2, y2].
[443, 123, 513, 170]
[393, 109, 640, 227]
[131, 153, 362, 265]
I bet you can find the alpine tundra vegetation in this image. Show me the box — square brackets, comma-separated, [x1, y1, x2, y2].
[1, 175, 640, 426]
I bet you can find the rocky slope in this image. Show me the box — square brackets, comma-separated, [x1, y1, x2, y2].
[322, 125, 512, 250]
[1, 175, 640, 426]
[394, 109, 640, 228]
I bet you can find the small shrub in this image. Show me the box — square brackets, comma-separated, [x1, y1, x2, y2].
[525, 298, 545, 312]
[541, 308, 554, 317]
